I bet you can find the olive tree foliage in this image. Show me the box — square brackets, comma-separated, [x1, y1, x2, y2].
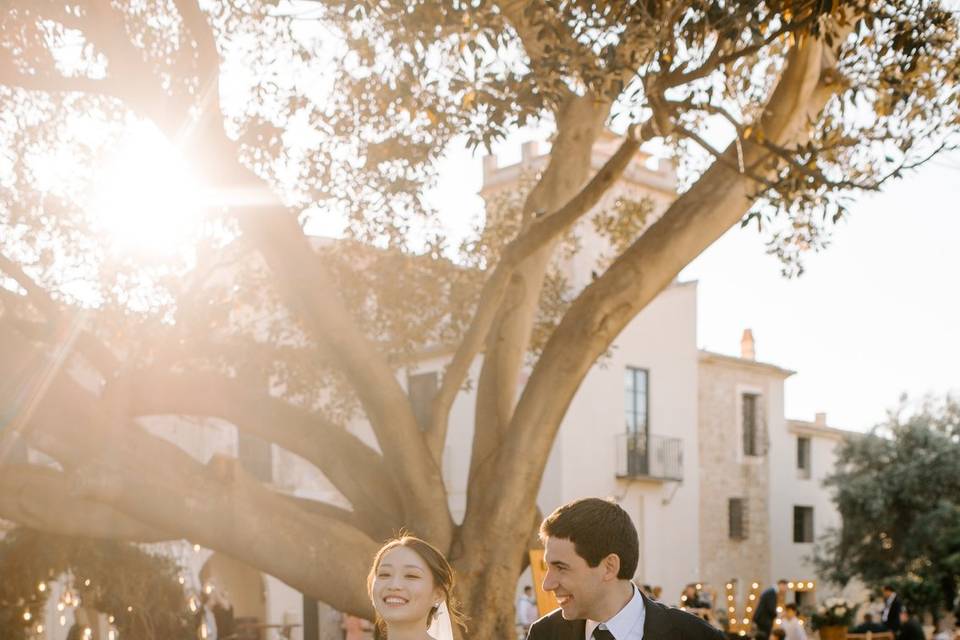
[0, 0, 958, 636]
[814, 396, 960, 617]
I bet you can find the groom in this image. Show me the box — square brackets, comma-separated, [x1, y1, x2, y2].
[527, 498, 724, 640]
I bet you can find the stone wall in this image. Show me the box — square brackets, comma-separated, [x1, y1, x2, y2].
[697, 357, 781, 597]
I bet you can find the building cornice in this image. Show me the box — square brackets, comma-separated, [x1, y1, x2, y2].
[787, 419, 859, 441]
[697, 350, 795, 379]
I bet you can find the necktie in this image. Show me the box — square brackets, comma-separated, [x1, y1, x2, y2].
[592, 626, 616, 640]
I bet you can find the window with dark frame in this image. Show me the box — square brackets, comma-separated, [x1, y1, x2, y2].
[797, 436, 812, 478]
[625, 367, 649, 437]
[408, 371, 439, 432]
[729, 497, 748, 540]
[625, 367, 650, 476]
[793, 505, 814, 543]
[742, 393, 760, 456]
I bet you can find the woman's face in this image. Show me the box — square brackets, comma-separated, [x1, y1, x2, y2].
[371, 546, 443, 629]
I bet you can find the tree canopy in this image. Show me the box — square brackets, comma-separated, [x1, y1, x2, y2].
[1, 1, 958, 636]
[815, 396, 960, 616]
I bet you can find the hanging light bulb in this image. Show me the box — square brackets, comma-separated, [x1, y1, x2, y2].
[38, 582, 47, 593]
[60, 615, 67, 627]
[23, 611, 32, 621]
[57, 602, 65, 612]
[36, 624, 44, 634]
[84, 579, 91, 587]
[108, 616, 115, 624]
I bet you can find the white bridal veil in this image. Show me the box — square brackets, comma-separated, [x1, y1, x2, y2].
[427, 600, 455, 640]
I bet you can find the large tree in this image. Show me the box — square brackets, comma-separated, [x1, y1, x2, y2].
[814, 396, 960, 616]
[0, 1, 957, 636]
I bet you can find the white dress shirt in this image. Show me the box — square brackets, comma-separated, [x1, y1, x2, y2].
[585, 584, 646, 640]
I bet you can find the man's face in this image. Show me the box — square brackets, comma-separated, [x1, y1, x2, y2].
[778, 583, 789, 597]
[541, 536, 612, 620]
[883, 588, 894, 599]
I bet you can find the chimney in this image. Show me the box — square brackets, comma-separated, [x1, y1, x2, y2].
[815, 412, 827, 427]
[740, 329, 755, 360]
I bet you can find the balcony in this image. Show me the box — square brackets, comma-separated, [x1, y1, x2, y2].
[615, 432, 683, 481]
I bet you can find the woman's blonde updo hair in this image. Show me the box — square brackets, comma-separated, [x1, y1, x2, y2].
[367, 535, 467, 639]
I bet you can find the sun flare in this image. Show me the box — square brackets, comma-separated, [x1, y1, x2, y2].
[89, 125, 206, 257]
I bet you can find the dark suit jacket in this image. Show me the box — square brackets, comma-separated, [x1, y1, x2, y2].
[897, 617, 924, 640]
[882, 596, 903, 633]
[752, 587, 778, 632]
[527, 591, 725, 640]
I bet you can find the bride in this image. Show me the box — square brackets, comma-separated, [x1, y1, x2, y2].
[367, 535, 467, 640]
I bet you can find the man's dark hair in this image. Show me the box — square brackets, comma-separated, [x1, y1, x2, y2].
[882, 585, 895, 592]
[539, 497, 639, 579]
[777, 579, 789, 586]
[785, 603, 798, 613]
[523, 586, 532, 593]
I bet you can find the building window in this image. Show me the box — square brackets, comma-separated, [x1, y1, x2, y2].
[797, 436, 812, 478]
[625, 367, 649, 475]
[239, 433, 273, 483]
[793, 506, 814, 543]
[408, 371, 438, 431]
[625, 367, 649, 435]
[729, 498, 748, 540]
[742, 393, 760, 456]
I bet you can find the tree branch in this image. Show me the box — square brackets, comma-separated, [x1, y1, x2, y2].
[463, 28, 852, 550]
[110, 368, 403, 539]
[426, 123, 650, 458]
[0, 253, 119, 376]
[236, 205, 453, 547]
[10, 355, 379, 617]
[0, 464, 172, 543]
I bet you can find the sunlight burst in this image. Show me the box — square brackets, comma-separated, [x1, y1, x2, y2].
[89, 125, 207, 257]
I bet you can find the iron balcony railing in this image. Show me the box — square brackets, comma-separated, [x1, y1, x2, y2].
[615, 432, 683, 481]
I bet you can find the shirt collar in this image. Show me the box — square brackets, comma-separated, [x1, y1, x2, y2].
[585, 584, 646, 640]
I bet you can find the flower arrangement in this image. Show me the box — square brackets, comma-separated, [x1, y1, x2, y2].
[811, 598, 858, 629]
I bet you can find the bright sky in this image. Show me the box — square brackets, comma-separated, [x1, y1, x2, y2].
[428, 141, 960, 434]
[681, 151, 960, 432]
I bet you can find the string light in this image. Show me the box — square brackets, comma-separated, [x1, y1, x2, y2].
[38, 582, 47, 592]
[84, 579, 91, 586]
[60, 615, 67, 627]
[36, 624, 44, 634]
[23, 611, 32, 621]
